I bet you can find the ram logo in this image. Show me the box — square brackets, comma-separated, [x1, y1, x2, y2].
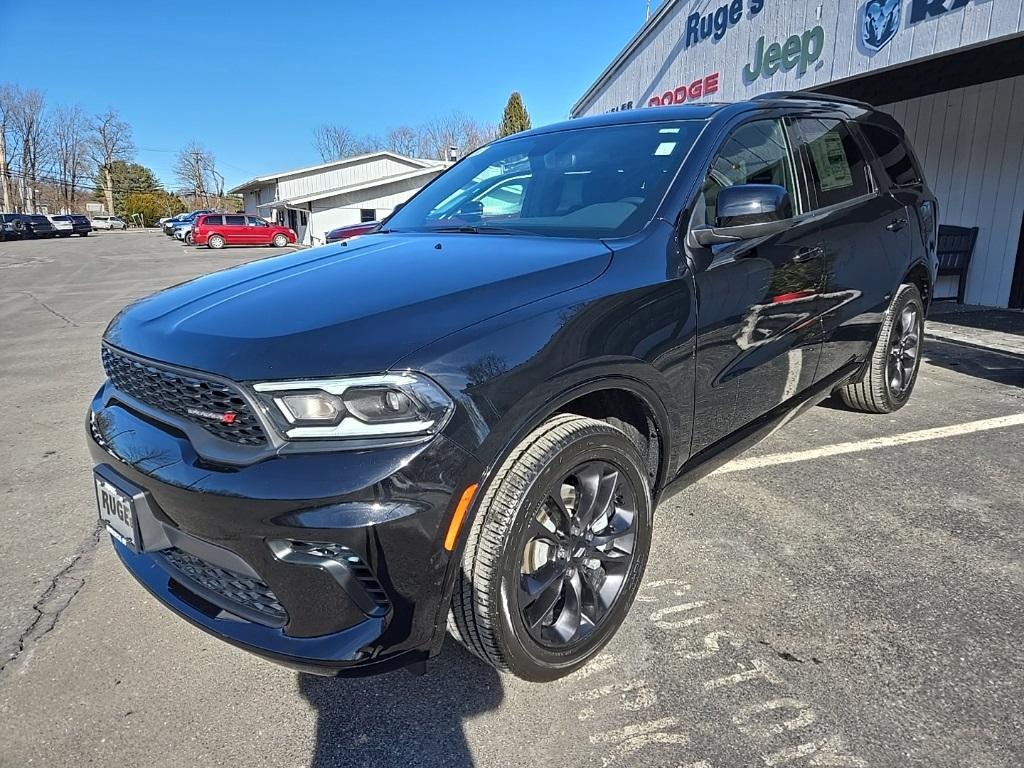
[862, 0, 902, 52]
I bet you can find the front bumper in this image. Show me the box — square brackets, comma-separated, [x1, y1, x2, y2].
[87, 385, 480, 675]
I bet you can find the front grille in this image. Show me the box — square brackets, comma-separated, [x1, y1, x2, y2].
[101, 346, 267, 446]
[161, 547, 286, 626]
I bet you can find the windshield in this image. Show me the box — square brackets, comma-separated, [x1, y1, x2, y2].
[386, 120, 704, 239]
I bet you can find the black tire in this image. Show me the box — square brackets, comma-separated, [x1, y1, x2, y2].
[272, 233, 288, 248]
[838, 283, 924, 413]
[449, 414, 653, 681]
[184, 231, 193, 246]
[208, 234, 225, 249]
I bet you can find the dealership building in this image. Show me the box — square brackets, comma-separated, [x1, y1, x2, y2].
[572, 0, 1024, 308]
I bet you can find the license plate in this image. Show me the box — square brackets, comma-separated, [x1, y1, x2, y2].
[95, 475, 140, 551]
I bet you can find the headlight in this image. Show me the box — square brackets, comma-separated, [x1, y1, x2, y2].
[252, 373, 453, 440]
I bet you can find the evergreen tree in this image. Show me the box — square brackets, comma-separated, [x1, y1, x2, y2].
[498, 92, 531, 138]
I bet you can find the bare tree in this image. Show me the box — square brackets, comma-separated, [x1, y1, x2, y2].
[173, 141, 217, 207]
[418, 112, 497, 162]
[312, 124, 358, 161]
[386, 126, 420, 158]
[89, 108, 134, 215]
[0, 84, 19, 211]
[9, 89, 50, 212]
[51, 105, 91, 211]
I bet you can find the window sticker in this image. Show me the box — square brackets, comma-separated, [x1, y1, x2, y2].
[654, 142, 677, 156]
[810, 130, 853, 191]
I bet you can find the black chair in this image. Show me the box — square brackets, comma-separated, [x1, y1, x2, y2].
[937, 225, 979, 304]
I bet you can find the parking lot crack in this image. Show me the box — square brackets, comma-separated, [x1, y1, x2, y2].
[0, 523, 103, 677]
[9, 290, 79, 327]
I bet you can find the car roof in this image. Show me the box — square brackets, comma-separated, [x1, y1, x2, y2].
[517, 91, 889, 143]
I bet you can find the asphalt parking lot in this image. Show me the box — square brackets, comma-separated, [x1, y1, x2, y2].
[0, 231, 1021, 768]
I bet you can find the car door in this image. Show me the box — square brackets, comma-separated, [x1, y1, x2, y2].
[690, 117, 826, 455]
[246, 216, 270, 244]
[788, 117, 909, 379]
[223, 214, 247, 244]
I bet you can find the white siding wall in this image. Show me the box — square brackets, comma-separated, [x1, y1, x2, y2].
[883, 75, 1024, 306]
[574, 0, 1024, 116]
[277, 156, 424, 201]
[308, 172, 443, 243]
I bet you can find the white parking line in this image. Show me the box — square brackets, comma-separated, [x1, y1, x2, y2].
[713, 413, 1024, 475]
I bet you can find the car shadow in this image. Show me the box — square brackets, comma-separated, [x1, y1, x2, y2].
[299, 640, 503, 768]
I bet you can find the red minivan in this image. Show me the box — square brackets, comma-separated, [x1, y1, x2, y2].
[193, 214, 297, 249]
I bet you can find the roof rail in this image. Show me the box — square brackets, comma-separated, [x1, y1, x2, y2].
[751, 91, 874, 109]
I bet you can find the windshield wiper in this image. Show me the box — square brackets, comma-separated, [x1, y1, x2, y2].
[428, 225, 529, 236]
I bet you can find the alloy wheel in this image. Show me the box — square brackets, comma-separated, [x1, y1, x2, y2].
[887, 303, 920, 396]
[517, 460, 637, 648]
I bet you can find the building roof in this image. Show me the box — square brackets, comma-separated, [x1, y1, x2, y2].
[255, 165, 446, 208]
[227, 151, 443, 194]
[571, 0, 685, 117]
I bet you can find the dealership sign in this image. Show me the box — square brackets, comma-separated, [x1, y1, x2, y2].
[863, 0, 901, 51]
[684, 0, 767, 48]
[862, 0, 985, 51]
[647, 73, 721, 106]
[743, 26, 825, 82]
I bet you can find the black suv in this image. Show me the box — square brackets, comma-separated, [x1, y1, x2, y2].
[87, 94, 937, 681]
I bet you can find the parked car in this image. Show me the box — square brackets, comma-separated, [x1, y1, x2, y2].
[49, 214, 90, 237]
[87, 93, 937, 682]
[325, 221, 379, 244]
[192, 213, 296, 248]
[92, 215, 127, 230]
[49, 215, 74, 236]
[23, 214, 57, 238]
[0, 213, 26, 240]
[166, 209, 216, 240]
[162, 214, 188, 236]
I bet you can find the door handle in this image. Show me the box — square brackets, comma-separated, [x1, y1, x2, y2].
[793, 246, 824, 263]
[886, 217, 908, 232]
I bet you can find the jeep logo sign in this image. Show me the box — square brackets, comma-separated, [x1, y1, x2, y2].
[743, 25, 825, 82]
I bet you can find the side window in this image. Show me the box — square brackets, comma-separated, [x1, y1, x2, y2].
[247, 216, 268, 227]
[859, 123, 922, 188]
[791, 118, 872, 208]
[205, 215, 224, 226]
[225, 214, 246, 226]
[478, 182, 525, 217]
[702, 119, 796, 224]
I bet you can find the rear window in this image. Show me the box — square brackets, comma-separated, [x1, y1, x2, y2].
[30, 215, 49, 223]
[52, 215, 70, 221]
[225, 214, 246, 226]
[71, 215, 88, 222]
[859, 123, 923, 188]
[790, 118, 872, 209]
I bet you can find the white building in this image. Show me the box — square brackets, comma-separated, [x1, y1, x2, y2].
[228, 152, 448, 245]
[572, 0, 1024, 309]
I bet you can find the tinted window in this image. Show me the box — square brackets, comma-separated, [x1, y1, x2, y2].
[791, 119, 872, 208]
[30, 215, 49, 223]
[386, 120, 704, 239]
[702, 119, 796, 224]
[225, 215, 246, 226]
[53, 215, 70, 221]
[859, 123, 922, 188]
[246, 216, 268, 227]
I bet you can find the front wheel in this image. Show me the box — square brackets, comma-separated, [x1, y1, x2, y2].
[837, 283, 924, 413]
[449, 414, 653, 681]
[272, 233, 288, 247]
[207, 234, 225, 249]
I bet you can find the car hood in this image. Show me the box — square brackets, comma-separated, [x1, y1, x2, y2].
[104, 233, 613, 381]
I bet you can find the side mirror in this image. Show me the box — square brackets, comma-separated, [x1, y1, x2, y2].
[691, 184, 793, 246]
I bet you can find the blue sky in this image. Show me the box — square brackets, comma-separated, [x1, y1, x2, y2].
[1, 0, 661, 189]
